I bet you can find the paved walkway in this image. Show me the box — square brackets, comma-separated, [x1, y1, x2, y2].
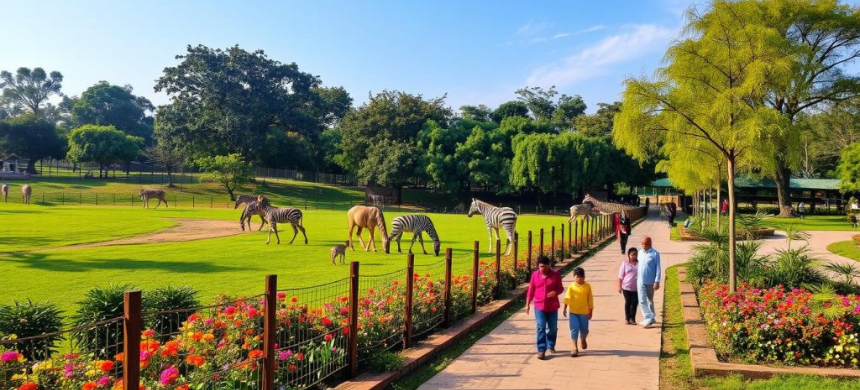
[419, 209, 692, 390]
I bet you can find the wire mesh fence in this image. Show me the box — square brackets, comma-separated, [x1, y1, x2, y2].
[411, 260, 446, 340]
[0, 317, 125, 390]
[356, 268, 407, 365]
[275, 278, 350, 389]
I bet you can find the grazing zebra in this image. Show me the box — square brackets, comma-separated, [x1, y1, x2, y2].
[330, 240, 349, 265]
[239, 201, 268, 232]
[387, 215, 441, 256]
[2, 184, 8, 203]
[257, 196, 308, 245]
[139, 189, 168, 209]
[233, 194, 260, 209]
[21, 184, 31, 205]
[347, 205, 389, 252]
[583, 194, 637, 215]
[467, 198, 517, 255]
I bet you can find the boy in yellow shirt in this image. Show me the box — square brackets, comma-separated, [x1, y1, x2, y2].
[563, 267, 593, 357]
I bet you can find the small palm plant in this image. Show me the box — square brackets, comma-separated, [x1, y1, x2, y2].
[824, 262, 860, 286]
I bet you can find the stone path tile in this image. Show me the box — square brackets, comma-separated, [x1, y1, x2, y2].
[419, 209, 693, 390]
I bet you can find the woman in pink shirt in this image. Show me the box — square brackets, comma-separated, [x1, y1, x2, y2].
[618, 247, 639, 325]
[526, 255, 564, 360]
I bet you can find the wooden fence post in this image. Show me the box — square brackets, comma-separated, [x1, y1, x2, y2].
[526, 231, 533, 282]
[573, 220, 578, 254]
[539, 228, 544, 257]
[405, 253, 415, 349]
[550, 226, 556, 264]
[471, 241, 479, 314]
[513, 232, 519, 271]
[560, 223, 565, 260]
[495, 239, 502, 298]
[348, 262, 359, 378]
[123, 291, 141, 390]
[443, 248, 453, 328]
[262, 275, 277, 390]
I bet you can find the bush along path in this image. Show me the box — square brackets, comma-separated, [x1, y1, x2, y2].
[418, 209, 691, 390]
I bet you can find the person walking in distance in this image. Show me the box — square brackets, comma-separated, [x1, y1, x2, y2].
[616, 211, 632, 254]
[637, 237, 661, 328]
[618, 248, 639, 325]
[721, 199, 729, 216]
[526, 255, 564, 360]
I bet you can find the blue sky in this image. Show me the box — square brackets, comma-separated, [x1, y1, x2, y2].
[1, 0, 701, 113]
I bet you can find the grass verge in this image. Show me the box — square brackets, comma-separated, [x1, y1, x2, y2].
[390, 298, 525, 390]
[827, 241, 860, 262]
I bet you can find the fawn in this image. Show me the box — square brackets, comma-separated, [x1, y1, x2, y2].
[330, 240, 348, 265]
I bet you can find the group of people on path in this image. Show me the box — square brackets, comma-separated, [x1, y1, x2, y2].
[525, 224, 662, 360]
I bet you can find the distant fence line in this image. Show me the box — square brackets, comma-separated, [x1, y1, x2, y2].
[0, 207, 647, 390]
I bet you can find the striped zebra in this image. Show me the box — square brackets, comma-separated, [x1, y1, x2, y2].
[467, 198, 517, 255]
[2, 184, 8, 203]
[583, 194, 637, 215]
[387, 215, 441, 256]
[257, 196, 308, 245]
[233, 194, 260, 209]
[239, 201, 268, 232]
[21, 184, 31, 205]
[139, 188, 167, 209]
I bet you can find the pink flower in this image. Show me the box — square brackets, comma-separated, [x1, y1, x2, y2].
[277, 292, 286, 300]
[159, 366, 179, 385]
[97, 376, 111, 386]
[278, 350, 293, 360]
[478, 270, 485, 277]
[1, 351, 21, 363]
[247, 308, 259, 318]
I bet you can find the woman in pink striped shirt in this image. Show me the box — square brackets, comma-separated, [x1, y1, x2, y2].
[526, 255, 564, 360]
[618, 247, 639, 325]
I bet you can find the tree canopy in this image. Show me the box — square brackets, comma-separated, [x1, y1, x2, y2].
[0, 114, 66, 173]
[0, 67, 64, 117]
[197, 154, 254, 201]
[66, 125, 143, 178]
[71, 81, 154, 142]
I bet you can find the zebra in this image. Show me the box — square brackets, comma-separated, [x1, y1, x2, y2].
[139, 189, 168, 209]
[386, 215, 441, 256]
[2, 184, 8, 203]
[257, 196, 308, 245]
[239, 201, 268, 232]
[233, 194, 260, 209]
[467, 198, 517, 255]
[330, 240, 349, 265]
[569, 202, 599, 222]
[21, 184, 31, 205]
[583, 194, 637, 215]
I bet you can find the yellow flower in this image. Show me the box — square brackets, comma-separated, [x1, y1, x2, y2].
[85, 369, 96, 377]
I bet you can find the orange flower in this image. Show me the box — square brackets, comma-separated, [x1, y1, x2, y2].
[161, 340, 180, 357]
[248, 349, 264, 360]
[17, 383, 37, 390]
[185, 355, 205, 367]
[83, 382, 98, 390]
[174, 385, 189, 390]
[97, 360, 115, 372]
[190, 332, 203, 342]
[141, 340, 160, 353]
[114, 353, 124, 362]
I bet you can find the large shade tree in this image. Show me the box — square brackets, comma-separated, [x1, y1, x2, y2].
[66, 125, 143, 178]
[71, 81, 155, 142]
[0, 115, 66, 173]
[0, 67, 64, 117]
[614, 0, 787, 292]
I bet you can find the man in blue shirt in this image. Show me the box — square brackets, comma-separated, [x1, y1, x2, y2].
[637, 236, 661, 328]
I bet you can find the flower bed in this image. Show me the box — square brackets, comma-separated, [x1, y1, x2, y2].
[699, 282, 860, 368]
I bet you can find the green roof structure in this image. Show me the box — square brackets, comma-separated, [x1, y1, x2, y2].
[649, 177, 840, 191]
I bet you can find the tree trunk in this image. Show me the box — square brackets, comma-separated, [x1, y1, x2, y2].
[26, 159, 38, 174]
[716, 185, 722, 232]
[727, 156, 737, 293]
[775, 165, 792, 217]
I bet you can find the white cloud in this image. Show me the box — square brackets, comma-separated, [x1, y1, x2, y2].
[517, 20, 554, 37]
[525, 24, 677, 88]
[529, 25, 606, 44]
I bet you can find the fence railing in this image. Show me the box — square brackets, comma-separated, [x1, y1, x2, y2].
[0, 207, 646, 390]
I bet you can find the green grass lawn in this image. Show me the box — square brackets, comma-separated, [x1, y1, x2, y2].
[0, 202, 579, 314]
[660, 265, 860, 389]
[827, 240, 860, 262]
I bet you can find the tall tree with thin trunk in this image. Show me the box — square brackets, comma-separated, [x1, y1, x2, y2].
[0, 67, 64, 117]
[614, 1, 787, 292]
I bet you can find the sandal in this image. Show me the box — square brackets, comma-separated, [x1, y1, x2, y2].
[570, 350, 578, 357]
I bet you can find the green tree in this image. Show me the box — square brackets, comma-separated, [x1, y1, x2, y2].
[754, 0, 860, 216]
[0, 115, 66, 173]
[71, 81, 154, 142]
[614, 0, 787, 292]
[515, 86, 558, 123]
[337, 90, 450, 200]
[460, 104, 493, 122]
[196, 154, 254, 201]
[491, 101, 530, 123]
[575, 102, 621, 138]
[154, 45, 331, 165]
[417, 119, 474, 193]
[551, 94, 587, 131]
[838, 143, 860, 193]
[0, 67, 64, 117]
[66, 125, 143, 178]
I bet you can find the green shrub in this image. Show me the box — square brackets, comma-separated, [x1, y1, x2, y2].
[144, 285, 200, 338]
[764, 246, 826, 288]
[0, 300, 63, 361]
[72, 284, 133, 359]
[366, 351, 403, 372]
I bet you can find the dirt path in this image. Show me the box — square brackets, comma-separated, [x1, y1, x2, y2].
[56, 218, 244, 250]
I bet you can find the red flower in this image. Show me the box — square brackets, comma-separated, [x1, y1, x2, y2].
[17, 383, 38, 390]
